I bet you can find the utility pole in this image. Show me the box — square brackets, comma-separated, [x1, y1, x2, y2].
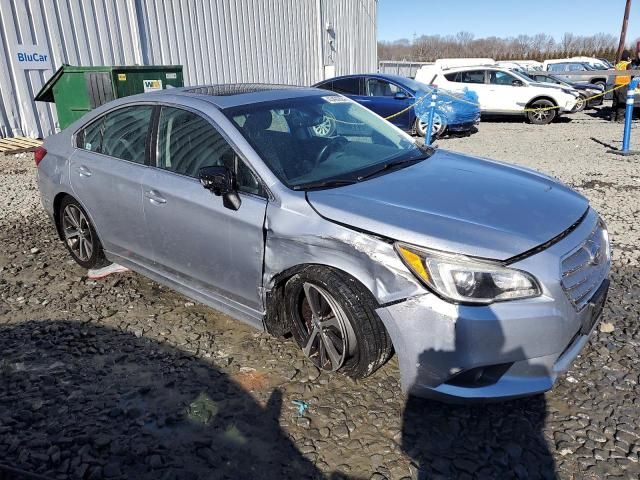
[616, 0, 633, 62]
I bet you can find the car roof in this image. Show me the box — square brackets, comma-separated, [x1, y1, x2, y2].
[439, 65, 508, 73]
[141, 83, 327, 109]
[314, 73, 411, 84]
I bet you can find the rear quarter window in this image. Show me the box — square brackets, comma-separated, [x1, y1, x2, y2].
[76, 117, 104, 152]
[315, 81, 334, 91]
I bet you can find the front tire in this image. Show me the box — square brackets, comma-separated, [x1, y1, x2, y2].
[59, 196, 110, 270]
[284, 266, 392, 379]
[526, 99, 557, 125]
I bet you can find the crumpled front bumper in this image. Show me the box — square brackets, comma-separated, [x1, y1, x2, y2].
[375, 208, 610, 402]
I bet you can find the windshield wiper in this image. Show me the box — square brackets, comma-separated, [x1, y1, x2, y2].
[356, 153, 432, 182]
[292, 178, 358, 191]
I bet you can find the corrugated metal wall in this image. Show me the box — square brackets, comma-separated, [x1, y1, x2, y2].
[0, 0, 143, 138]
[0, 0, 377, 139]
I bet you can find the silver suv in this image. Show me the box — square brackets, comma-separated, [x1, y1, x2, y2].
[36, 84, 610, 402]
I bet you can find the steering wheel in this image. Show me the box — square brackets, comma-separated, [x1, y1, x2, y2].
[315, 137, 348, 166]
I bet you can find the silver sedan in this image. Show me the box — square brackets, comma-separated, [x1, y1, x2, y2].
[36, 84, 610, 401]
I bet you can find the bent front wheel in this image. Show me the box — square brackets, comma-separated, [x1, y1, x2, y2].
[285, 266, 392, 379]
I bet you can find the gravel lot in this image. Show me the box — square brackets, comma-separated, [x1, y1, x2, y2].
[1, 106, 639, 480]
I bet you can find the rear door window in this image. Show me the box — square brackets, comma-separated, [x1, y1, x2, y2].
[332, 77, 362, 95]
[101, 106, 153, 164]
[445, 70, 485, 84]
[548, 63, 566, 72]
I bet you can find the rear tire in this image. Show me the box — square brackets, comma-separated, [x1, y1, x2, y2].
[415, 112, 446, 138]
[59, 196, 110, 270]
[526, 99, 557, 125]
[573, 95, 586, 113]
[284, 266, 392, 379]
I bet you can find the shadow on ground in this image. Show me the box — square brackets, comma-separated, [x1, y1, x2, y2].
[0, 320, 337, 480]
[400, 304, 557, 479]
[402, 393, 555, 479]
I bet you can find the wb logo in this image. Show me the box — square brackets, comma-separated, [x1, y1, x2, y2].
[143, 80, 162, 92]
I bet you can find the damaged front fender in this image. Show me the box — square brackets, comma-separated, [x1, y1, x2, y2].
[261, 196, 426, 334]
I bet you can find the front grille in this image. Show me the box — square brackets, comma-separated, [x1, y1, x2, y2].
[560, 220, 610, 310]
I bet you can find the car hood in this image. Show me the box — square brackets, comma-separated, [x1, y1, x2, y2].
[307, 150, 589, 260]
[573, 83, 602, 91]
[530, 82, 571, 92]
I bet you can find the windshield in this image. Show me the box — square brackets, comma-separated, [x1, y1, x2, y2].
[546, 74, 570, 86]
[509, 70, 532, 82]
[224, 95, 428, 189]
[395, 76, 432, 92]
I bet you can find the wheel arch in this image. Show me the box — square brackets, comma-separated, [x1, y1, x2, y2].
[263, 263, 382, 338]
[52, 191, 72, 240]
[52, 191, 105, 246]
[525, 95, 558, 109]
[590, 77, 607, 85]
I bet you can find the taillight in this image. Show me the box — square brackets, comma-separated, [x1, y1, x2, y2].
[34, 146, 47, 167]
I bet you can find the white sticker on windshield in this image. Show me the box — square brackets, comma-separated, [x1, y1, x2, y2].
[322, 95, 350, 103]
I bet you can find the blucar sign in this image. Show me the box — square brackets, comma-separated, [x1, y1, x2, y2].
[12, 44, 52, 70]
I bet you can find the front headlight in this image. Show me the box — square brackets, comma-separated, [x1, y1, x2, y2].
[396, 243, 541, 304]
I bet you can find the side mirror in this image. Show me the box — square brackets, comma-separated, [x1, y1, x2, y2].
[199, 166, 241, 211]
[512, 79, 524, 87]
[394, 91, 408, 100]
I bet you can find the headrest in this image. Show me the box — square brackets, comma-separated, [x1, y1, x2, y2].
[244, 111, 272, 131]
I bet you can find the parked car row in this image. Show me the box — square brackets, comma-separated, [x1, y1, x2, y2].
[525, 71, 604, 110]
[307, 55, 612, 136]
[416, 64, 581, 124]
[312, 74, 480, 138]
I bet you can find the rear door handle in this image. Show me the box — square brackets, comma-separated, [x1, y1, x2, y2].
[144, 189, 167, 205]
[76, 165, 92, 177]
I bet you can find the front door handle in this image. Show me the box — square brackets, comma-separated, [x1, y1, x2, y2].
[144, 190, 167, 205]
[76, 165, 92, 177]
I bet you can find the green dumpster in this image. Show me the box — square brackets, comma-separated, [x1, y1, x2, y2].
[35, 64, 183, 130]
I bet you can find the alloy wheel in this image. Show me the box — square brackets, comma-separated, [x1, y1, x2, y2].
[62, 204, 94, 262]
[419, 112, 444, 137]
[298, 283, 356, 371]
[312, 114, 336, 137]
[531, 104, 551, 122]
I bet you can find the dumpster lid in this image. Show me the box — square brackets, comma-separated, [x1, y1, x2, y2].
[35, 64, 67, 102]
[35, 64, 114, 102]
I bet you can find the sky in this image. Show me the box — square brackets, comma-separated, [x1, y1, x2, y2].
[377, 0, 640, 44]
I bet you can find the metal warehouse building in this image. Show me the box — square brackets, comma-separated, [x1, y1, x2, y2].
[0, 0, 377, 138]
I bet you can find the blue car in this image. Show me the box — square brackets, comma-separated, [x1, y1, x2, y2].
[313, 73, 480, 138]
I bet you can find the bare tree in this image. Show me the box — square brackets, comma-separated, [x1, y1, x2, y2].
[378, 31, 622, 62]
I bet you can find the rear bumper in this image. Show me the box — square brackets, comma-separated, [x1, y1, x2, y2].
[447, 120, 478, 132]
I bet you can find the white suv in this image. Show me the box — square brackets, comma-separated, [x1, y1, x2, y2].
[416, 65, 578, 124]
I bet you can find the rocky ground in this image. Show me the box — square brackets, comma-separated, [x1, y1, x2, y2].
[0, 106, 639, 479]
